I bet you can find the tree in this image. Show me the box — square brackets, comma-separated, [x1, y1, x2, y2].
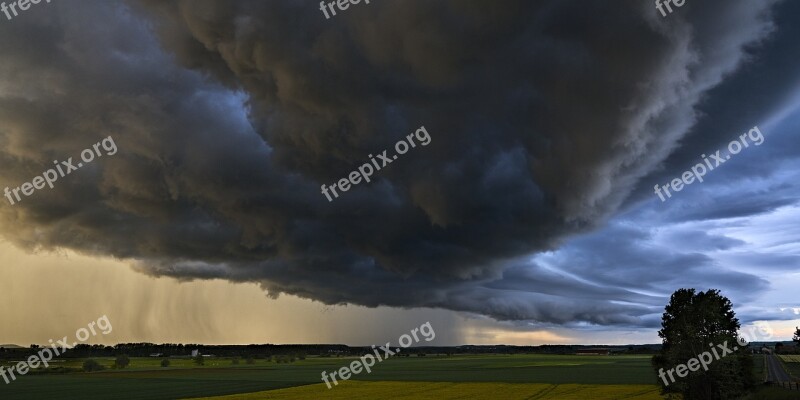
[193, 354, 204, 366]
[653, 288, 755, 400]
[231, 357, 240, 365]
[82, 359, 105, 372]
[114, 354, 130, 369]
[245, 356, 255, 364]
[794, 327, 800, 344]
[160, 358, 170, 368]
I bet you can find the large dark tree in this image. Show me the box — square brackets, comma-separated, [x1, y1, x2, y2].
[793, 327, 800, 345]
[653, 289, 755, 400]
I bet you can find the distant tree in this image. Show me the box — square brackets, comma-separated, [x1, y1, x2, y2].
[193, 355, 204, 366]
[794, 327, 800, 344]
[775, 342, 784, 353]
[277, 355, 292, 363]
[231, 357, 240, 365]
[160, 358, 170, 368]
[245, 356, 255, 365]
[114, 355, 130, 369]
[30, 344, 40, 349]
[653, 289, 754, 400]
[82, 359, 105, 372]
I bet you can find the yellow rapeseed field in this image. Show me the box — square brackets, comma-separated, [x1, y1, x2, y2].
[190, 381, 664, 400]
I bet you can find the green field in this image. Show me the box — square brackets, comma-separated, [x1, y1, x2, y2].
[778, 355, 800, 381]
[3, 353, 797, 399]
[0, 354, 660, 399]
[194, 381, 663, 400]
[754, 354, 767, 381]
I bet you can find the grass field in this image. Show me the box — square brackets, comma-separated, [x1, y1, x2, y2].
[778, 355, 800, 380]
[754, 354, 766, 381]
[192, 381, 664, 400]
[745, 385, 800, 400]
[2, 353, 798, 399]
[0, 354, 660, 399]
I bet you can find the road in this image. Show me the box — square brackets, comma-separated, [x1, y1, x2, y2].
[766, 354, 793, 382]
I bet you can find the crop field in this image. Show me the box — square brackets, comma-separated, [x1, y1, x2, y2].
[779, 355, 800, 363]
[0, 354, 661, 400]
[778, 355, 800, 380]
[194, 381, 663, 400]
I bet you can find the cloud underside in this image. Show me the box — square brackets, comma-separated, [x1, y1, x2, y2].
[0, 0, 785, 327]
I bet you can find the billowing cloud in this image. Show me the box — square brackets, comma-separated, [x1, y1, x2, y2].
[0, 0, 790, 328]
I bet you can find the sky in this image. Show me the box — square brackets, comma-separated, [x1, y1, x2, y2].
[0, 0, 798, 346]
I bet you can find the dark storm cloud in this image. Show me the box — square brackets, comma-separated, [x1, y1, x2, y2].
[630, 112, 800, 224]
[0, 0, 785, 327]
[628, 0, 800, 209]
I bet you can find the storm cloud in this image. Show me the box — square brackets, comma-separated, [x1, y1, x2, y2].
[0, 0, 790, 328]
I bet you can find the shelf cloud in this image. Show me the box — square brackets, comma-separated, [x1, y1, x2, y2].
[0, 0, 793, 328]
